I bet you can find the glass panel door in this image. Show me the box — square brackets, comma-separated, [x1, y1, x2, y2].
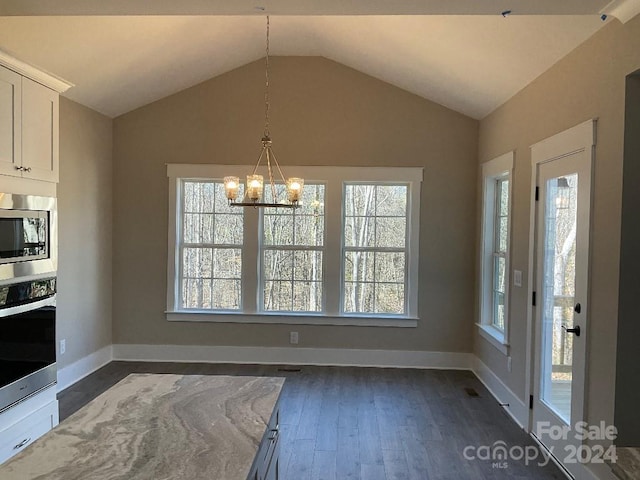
[540, 174, 578, 424]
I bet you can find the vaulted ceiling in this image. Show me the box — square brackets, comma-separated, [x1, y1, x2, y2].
[0, 0, 638, 119]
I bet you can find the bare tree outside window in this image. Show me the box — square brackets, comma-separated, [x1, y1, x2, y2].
[262, 184, 325, 312]
[343, 184, 408, 315]
[180, 180, 244, 310]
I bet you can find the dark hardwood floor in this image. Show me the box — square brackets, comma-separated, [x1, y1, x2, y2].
[58, 362, 565, 479]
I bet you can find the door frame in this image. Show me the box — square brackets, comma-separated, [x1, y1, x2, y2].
[524, 119, 596, 474]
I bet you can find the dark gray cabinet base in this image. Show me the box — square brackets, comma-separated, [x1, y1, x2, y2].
[249, 397, 281, 480]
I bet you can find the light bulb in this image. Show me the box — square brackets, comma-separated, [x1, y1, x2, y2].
[246, 175, 264, 201]
[286, 177, 304, 203]
[224, 176, 240, 201]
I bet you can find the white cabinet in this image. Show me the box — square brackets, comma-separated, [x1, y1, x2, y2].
[0, 54, 70, 184]
[0, 385, 59, 465]
[0, 66, 22, 177]
[22, 77, 59, 183]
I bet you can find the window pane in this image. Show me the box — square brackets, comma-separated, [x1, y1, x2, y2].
[213, 279, 241, 309]
[300, 184, 325, 216]
[375, 185, 407, 217]
[293, 281, 323, 312]
[345, 185, 376, 217]
[183, 247, 198, 278]
[263, 250, 294, 281]
[263, 280, 293, 311]
[212, 248, 242, 279]
[181, 277, 241, 309]
[344, 216, 375, 248]
[293, 250, 323, 281]
[214, 213, 244, 245]
[497, 216, 508, 253]
[344, 281, 374, 313]
[493, 291, 505, 330]
[375, 217, 406, 248]
[494, 256, 506, 294]
[499, 179, 509, 216]
[492, 255, 506, 330]
[263, 213, 294, 246]
[375, 283, 405, 314]
[201, 279, 212, 308]
[182, 278, 202, 308]
[374, 252, 405, 283]
[183, 213, 214, 244]
[295, 215, 324, 246]
[183, 181, 215, 213]
[344, 251, 375, 282]
[183, 247, 212, 278]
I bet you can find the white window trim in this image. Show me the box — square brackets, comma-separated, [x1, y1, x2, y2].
[477, 151, 513, 354]
[166, 164, 423, 327]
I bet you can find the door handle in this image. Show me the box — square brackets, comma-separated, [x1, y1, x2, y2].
[562, 325, 581, 337]
[574, 303, 581, 314]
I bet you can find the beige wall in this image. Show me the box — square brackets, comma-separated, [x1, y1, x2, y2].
[113, 56, 479, 352]
[57, 97, 113, 369]
[476, 15, 640, 433]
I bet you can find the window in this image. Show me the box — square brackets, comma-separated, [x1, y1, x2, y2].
[261, 184, 325, 312]
[492, 177, 509, 330]
[180, 180, 243, 310]
[479, 152, 513, 353]
[167, 165, 422, 326]
[343, 184, 408, 315]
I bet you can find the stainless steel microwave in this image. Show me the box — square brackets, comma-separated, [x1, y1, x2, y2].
[0, 193, 57, 284]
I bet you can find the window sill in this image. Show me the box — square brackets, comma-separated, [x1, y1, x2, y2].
[166, 310, 418, 328]
[476, 323, 509, 355]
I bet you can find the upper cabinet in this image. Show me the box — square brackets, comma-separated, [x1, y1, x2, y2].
[0, 52, 73, 184]
[22, 78, 59, 183]
[0, 66, 22, 177]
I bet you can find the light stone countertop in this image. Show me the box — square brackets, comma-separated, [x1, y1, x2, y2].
[0, 373, 284, 480]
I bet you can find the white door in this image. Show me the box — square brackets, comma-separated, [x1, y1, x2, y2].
[530, 121, 593, 479]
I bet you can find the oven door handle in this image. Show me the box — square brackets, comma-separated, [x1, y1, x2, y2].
[0, 296, 56, 318]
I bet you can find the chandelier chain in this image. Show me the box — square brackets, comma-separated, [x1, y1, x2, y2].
[264, 15, 270, 138]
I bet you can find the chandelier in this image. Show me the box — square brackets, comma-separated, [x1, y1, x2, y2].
[223, 16, 303, 208]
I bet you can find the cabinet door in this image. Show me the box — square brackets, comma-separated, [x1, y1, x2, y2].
[0, 66, 22, 177]
[22, 77, 59, 183]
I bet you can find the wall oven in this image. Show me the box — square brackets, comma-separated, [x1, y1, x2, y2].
[0, 193, 57, 284]
[0, 277, 57, 413]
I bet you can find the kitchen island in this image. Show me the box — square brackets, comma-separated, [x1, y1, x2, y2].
[0, 373, 284, 480]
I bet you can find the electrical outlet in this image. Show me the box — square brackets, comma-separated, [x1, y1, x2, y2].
[60, 339, 66, 355]
[289, 331, 299, 345]
[513, 270, 523, 287]
[507, 356, 512, 372]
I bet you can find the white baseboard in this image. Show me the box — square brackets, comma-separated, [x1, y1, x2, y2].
[471, 355, 529, 429]
[112, 344, 472, 370]
[56, 345, 113, 392]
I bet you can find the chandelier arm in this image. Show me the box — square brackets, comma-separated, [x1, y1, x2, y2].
[266, 147, 278, 202]
[268, 148, 288, 183]
[251, 144, 268, 175]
